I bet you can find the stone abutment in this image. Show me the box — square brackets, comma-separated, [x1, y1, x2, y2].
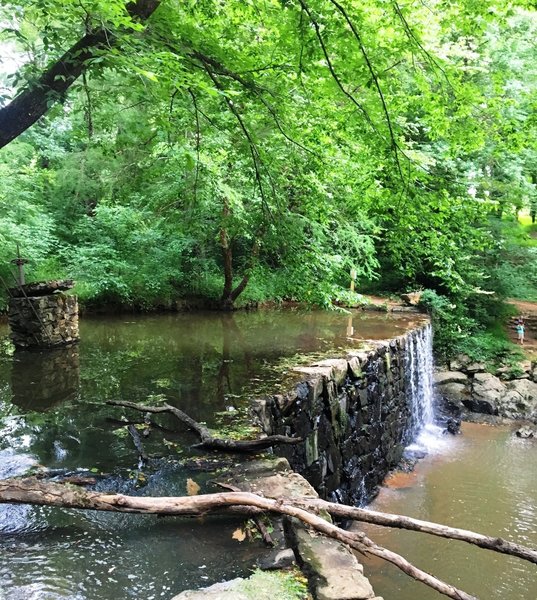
[255, 320, 432, 506]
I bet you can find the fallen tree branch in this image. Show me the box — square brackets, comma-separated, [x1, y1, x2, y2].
[107, 400, 301, 452]
[303, 498, 537, 566]
[0, 478, 476, 599]
[127, 424, 149, 467]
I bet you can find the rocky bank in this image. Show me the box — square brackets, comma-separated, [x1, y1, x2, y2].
[435, 355, 537, 423]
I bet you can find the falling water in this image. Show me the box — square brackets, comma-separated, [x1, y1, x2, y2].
[405, 323, 442, 450]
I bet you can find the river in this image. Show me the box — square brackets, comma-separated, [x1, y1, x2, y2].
[359, 422, 537, 599]
[0, 308, 417, 600]
[1, 309, 534, 600]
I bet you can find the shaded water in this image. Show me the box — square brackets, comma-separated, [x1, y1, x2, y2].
[0, 308, 420, 599]
[360, 422, 537, 599]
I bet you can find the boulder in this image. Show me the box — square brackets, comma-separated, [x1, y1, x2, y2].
[448, 354, 470, 371]
[434, 370, 468, 385]
[435, 382, 468, 406]
[515, 426, 536, 439]
[466, 373, 505, 414]
[498, 379, 537, 420]
[466, 361, 486, 373]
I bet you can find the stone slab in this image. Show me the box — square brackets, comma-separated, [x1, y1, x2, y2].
[434, 370, 468, 385]
[293, 527, 376, 600]
[312, 359, 349, 385]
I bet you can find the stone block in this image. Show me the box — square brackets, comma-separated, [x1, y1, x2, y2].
[292, 527, 376, 600]
[434, 370, 468, 385]
[314, 358, 349, 385]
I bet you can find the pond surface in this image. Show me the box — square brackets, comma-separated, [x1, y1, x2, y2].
[0, 308, 419, 600]
[359, 422, 537, 599]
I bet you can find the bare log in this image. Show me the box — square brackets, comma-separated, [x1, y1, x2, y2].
[8, 478, 537, 599]
[107, 399, 302, 452]
[304, 499, 537, 566]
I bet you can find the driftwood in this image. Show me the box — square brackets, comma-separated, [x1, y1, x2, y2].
[2, 479, 536, 600]
[107, 399, 302, 452]
[304, 499, 537, 566]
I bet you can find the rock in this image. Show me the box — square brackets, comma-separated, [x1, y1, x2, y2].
[515, 426, 536, 439]
[313, 359, 349, 386]
[172, 578, 248, 599]
[292, 526, 376, 600]
[449, 354, 469, 371]
[434, 370, 468, 385]
[498, 379, 537, 420]
[435, 382, 468, 407]
[9, 279, 75, 298]
[258, 548, 296, 570]
[400, 291, 422, 306]
[466, 373, 505, 414]
[171, 570, 309, 600]
[466, 361, 486, 373]
[443, 417, 461, 435]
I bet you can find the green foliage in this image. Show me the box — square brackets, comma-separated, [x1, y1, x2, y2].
[0, 0, 536, 321]
[239, 569, 309, 600]
[419, 289, 475, 362]
[420, 289, 522, 366]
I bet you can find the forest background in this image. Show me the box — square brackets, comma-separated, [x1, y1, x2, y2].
[1, 0, 536, 363]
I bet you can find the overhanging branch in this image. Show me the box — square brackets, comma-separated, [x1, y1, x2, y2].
[0, 0, 160, 148]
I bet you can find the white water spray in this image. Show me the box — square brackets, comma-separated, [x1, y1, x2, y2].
[405, 323, 444, 452]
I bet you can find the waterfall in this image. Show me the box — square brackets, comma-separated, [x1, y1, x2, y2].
[406, 323, 437, 444]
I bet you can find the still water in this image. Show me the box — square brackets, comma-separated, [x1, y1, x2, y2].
[0, 308, 418, 600]
[360, 422, 537, 599]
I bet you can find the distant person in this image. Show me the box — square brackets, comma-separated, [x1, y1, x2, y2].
[516, 318, 525, 345]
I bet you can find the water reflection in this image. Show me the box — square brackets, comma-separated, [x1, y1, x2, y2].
[0, 308, 424, 600]
[11, 346, 80, 412]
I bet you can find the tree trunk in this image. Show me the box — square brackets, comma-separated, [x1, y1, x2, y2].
[3, 479, 536, 599]
[0, 0, 160, 149]
[219, 198, 234, 309]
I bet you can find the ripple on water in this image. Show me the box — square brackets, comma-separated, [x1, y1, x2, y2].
[361, 423, 537, 600]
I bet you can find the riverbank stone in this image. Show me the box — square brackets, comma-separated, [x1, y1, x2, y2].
[213, 457, 380, 600]
[435, 364, 537, 422]
[171, 571, 305, 600]
[290, 526, 378, 600]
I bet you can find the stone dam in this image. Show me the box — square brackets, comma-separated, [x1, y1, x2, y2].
[255, 320, 434, 507]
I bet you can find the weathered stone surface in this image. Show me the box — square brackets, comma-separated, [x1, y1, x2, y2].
[258, 548, 296, 570]
[313, 359, 349, 385]
[499, 379, 537, 420]
[8, 292, 79, 349]
[515, 426, 536, 438]
[215, 458, 380, 599]
[471, 373, 505, 414]
[269, 324, 433, 507]
[172, 578, 248, 599]
[8, 279, 75, 297]
[171, 571, 307, 600]
[400, 291, 422, 306]
[434, 370, 468, 385]
[347, 356, 362, 378]
[293, 527, 376, 600]
[217, 457, 318, 499]
[466, 361, 486, 373]
[436, 382, 468, 403]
